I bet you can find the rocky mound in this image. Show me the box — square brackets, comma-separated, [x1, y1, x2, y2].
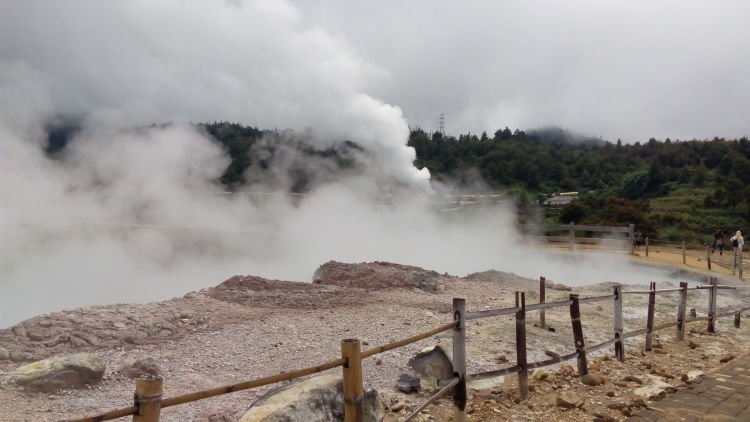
[313, 261, 448, 293]
[1, 261, 451, 364]
[0, 294, 252, 363]
[206, 275, 356, 309]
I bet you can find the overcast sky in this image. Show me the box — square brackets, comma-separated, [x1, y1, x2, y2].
[2, 0, 749, 142]
[297, 0, 750, 142]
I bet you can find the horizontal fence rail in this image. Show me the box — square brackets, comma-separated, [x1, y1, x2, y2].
[69, 274, 750, 422]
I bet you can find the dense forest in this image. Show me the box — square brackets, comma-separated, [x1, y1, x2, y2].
[409, 128, 750, 245]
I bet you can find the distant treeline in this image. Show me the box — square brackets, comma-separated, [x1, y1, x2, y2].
[409, 128, 750, 243]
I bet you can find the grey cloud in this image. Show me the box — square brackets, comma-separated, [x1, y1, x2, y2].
[297, 0, 750, 141]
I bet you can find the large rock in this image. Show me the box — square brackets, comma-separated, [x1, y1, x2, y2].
[11, 353, 105, 391]
[240, 374, 384, 422]
[396, 373, 420, 394]
[556, 391, 584, 409]
[581, 373, 605, 386]
[408, 345, 454, 384]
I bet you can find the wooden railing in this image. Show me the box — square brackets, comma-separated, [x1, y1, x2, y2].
[643, 236, 748, 279]
[69, 276, 750, 422]
[523, 223, 636, 254]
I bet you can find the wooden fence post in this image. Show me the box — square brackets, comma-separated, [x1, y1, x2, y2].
[707, 246, 711, 270]
[707, 278, 717, 334]
[735, 311, 741, 328]
[539, 277, 546, 329]
[569, 222, 575, 251]
[682, 241, 686, 264]
[645, 282, 656, 351]
[677, 281, 688, 341]
[515, 292, 529, 400]
[733, 251, 737, 276]
[739, 253, 743, 280]
[645, 237, 649, 257]
[341, 339, 364, 422]
[133, 377, 163, 422]
[613, 285, 625, 361]
[569, 294, 588, 376]
[629, 224, 635, 255]
[452, 298, 467, 422]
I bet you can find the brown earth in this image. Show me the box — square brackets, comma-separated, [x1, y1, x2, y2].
[1, 258, 750, 421]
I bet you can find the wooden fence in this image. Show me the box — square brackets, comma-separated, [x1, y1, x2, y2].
[524, 223, 636, 254]
[69, 276, 750, 422]
[643, 237, 748, 279]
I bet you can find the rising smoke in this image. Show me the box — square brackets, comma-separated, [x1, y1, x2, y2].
[0, 0, 676, 327]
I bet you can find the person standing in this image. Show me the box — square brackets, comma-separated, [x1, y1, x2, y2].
[634, 230, 643, 251]
[712, 229, 725, 255]
[731, 230, 744, 252]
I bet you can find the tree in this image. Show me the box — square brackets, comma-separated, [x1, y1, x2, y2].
[559, 201, 588, 224]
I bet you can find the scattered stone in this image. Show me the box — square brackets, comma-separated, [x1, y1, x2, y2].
[623, 375, 643, 385]
[559, 364, 575, 376]
[240, 374, 384, 422]
[649, 367, 673, 379]
[555, 391, 584, 409]
[390, 402, 404, 412]
[686, 370, 704, 382]
[606, 391, 616, 397]
[552, 284, 572, 291]
[630, 396, 646, 407]
[589, 361, 601, 372]
[0, 346, 9, 361]
[607, 402, 628, 410]
[593, 413, 616, 422]
[688, 340, 700, 349]
[117, 356, 161, 379]
[581, 373, 605, 386]
[11, 353, 105, 392]
[396, 373, 421, 394]
[720, 354, 736, 363]
[408, 345, 453, 385]
[531, 369, 549, 381]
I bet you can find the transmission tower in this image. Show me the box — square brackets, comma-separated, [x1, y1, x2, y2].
[436, 113, 445, 134]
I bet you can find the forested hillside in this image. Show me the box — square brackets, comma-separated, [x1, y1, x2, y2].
[43, 121, 750, 244]
[409, 128, 750, 244]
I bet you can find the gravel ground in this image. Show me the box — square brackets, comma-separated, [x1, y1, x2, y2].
[2, 261, 749, 421]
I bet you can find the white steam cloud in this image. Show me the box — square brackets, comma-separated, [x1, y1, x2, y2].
[1, 0, 676, 327]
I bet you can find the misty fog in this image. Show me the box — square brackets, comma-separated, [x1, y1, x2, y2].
[0, 1, 697, 327]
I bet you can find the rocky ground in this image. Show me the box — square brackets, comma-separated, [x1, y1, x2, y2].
[2, 259, 750, 421]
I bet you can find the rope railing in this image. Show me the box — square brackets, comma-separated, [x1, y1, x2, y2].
[68, 274, 750, 422]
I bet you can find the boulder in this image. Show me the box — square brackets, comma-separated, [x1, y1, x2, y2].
[118, 356, 161, 379]
[239, 374, 384, 422]
[396, 373, 421, 394]
[11, 353, 105, 391]
[555, 391, 584, 408]
[408, 345, 454, 384]
[0, 346, 9, 361]
[581, 373, 605, 386]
